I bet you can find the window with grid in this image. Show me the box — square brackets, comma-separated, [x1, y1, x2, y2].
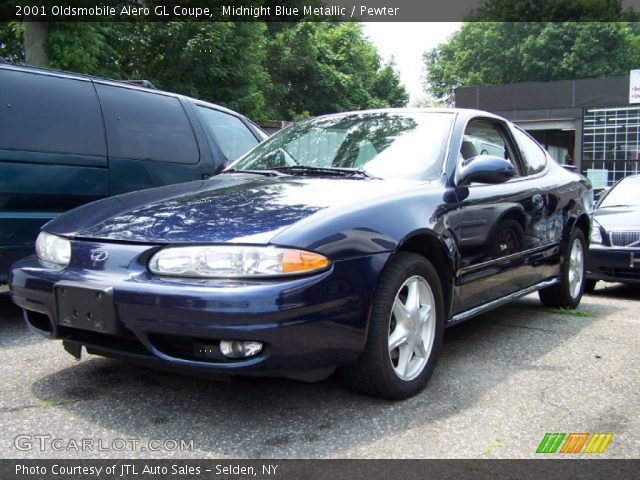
[583, 107, 640, 187]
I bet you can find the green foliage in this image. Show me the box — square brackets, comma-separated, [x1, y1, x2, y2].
[266, 22, 408, 119]
[0, 21, 24, 63]
[545, 307, 594, 317]
[47, 23, 122, 77]
[467, 0, 638, 22]
[424, 21, 640, 103]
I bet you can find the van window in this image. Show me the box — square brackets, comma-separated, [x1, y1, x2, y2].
[0, 69, 105, 156]
[96, 84, 199, 164]
[196, 106, 259, 161]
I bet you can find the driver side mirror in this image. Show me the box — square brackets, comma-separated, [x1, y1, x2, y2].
[456, 155, 515, 186]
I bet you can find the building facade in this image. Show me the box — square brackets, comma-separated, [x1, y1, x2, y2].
[455, 75, 640, 188]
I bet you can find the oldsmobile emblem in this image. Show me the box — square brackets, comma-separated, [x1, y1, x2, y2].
[90, 250, 109, 262]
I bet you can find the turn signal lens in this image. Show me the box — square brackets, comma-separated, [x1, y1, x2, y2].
[282, 250, 330, 273]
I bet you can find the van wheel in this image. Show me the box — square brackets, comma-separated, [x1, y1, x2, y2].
[341, 252, 444, 400]
[539, 229, 586, 309]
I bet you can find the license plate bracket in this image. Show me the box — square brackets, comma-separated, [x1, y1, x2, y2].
[55, 282, 120, 334]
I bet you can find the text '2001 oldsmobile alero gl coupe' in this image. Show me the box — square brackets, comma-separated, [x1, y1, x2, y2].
[9, 109, 592, 399]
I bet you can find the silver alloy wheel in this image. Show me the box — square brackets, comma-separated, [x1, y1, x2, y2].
[388, 275, 436, 381]
[568, 238, 584, 299]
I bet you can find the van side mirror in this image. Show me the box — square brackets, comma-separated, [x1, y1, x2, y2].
[456, 155, 515, 186]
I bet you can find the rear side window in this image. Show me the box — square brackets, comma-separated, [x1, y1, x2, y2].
[96, 84, 199, 164]
[196, 106, 258, 161]
[511, 127, 548, 175]
[0, 69, 105, 155]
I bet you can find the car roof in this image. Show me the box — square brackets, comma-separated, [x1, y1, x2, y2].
[618, 174, 640, 182]
[311, 107, 504, 122]
[0, 62, 245, 118]
[611, 174, 640, 188]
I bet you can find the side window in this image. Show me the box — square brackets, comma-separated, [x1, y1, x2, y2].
[461, 120, 521, 176]
[510, 127, 548, 176]
[96, 84, 199, 164]
[0, 70, 105, 156]
[196, 107, 259, 161]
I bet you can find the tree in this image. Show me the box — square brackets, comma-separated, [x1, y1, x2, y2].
[23, 22, 48, 66]
[424, 21, 640, 103]
[466, 0, 638, 22]
[0, 21, 23, 63]
[265, 23, 408, 119]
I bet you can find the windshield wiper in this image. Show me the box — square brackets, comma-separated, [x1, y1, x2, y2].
[222, 168, 284, 177]
[273, 166, 374, 178]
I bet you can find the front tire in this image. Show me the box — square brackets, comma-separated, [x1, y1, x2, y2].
[539, 229, 587, 308]
[341, 252, 444, 400]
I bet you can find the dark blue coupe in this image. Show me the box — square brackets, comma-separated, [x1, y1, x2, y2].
[9, 109, 592, 399]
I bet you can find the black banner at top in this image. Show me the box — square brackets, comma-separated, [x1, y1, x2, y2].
[2, 0, 640, 22]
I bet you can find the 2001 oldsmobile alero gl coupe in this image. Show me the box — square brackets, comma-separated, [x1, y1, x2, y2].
[10, 109, 592, 399]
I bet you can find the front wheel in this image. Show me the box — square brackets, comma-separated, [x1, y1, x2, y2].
[341, 252, 444, 400]
[539, 229, 587, 308]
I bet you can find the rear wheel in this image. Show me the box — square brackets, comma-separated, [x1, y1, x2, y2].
[539, 229, 587, 308]
[341, 252, 444, 400]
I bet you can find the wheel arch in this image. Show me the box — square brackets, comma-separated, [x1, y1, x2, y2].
[394, 230, 455, 319]
[572, 213, 591, 247]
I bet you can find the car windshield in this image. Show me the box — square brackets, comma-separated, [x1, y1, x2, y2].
[228, 112, 453, 181]
[600, 177, 640, 207]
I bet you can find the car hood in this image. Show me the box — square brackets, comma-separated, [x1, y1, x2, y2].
[45, 174, 411, 244]
[593, 206, 640, 230]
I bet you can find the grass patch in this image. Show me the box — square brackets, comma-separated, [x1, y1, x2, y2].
[545, 307, 594, 317]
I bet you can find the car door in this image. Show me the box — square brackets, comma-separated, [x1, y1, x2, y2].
[449, 118, 550, 312]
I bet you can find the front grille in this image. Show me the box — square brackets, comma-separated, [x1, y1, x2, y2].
[610, 231, 640, 247]
[600, 267, 640, 281]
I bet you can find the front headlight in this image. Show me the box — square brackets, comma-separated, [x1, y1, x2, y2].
[148, 245, 330, 278]
[590, 222, 603, 244]
[35, 231, 71, 266]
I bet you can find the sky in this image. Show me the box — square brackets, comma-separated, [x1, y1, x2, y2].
[362, 23, 462, 105]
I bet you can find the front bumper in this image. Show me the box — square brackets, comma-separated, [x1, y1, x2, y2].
[9, 241, 388, 380]
[586, 245, 640, 285]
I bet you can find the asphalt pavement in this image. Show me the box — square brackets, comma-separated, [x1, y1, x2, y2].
[1, 283, 638, 459]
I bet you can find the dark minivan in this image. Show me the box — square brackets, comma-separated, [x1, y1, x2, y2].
[0, 63, 267, 282]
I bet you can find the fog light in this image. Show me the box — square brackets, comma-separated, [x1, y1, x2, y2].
[220, 340, 263, 358]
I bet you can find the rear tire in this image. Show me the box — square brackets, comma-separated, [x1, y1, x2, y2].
[539, 229, 587, 308]
[341, 252, 444, 400]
